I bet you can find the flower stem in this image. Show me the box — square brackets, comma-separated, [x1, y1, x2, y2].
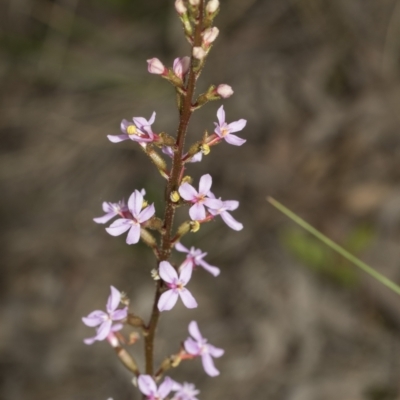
[144, 0, 206, 376]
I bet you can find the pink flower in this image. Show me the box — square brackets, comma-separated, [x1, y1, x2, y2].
[108, 112, 157, 144]
[138, 375, 174, 400]
[173, 57, 191, 79]
[105, 189, 155, 245]
[82, 286, 128, 345]
[175, 242, 220, 276]
[178, 174, 221, 220]
[214, 105, 246, 146]
[147, 58, 166, 75]
[171, 382, 200, 400]
[208, 199, 243, 231]
[184, 321, 224, 377]
[216, 84, 233, 99]
[93, 200, 128, 224]
[158, 261, 198, 311]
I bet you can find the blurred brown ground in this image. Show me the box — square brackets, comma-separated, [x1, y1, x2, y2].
[1, 0, 400, 399]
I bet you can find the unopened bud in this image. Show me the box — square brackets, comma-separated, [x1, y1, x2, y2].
[182, 176, 192, 184]
[206, 0, 219, 14]
[202, 27, 219, 45]
[147, 58, 166, 75]
[201, 143, 210, 155]
[190, 221, 200, 232]
[189, 0, 200, 5]
[170, 191, 180, 202]
[173, 56, 191, 79]
[193, 46, 206, 60]
[216, 84, 234, 98]
[127, 125, 137, 135]
[175, 0, 187, 14]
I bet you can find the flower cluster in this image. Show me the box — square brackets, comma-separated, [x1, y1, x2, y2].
[83, 0, 246, 398]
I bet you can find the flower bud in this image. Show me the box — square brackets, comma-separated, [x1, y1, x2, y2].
[193, 46, 206, 60]
[216, 84, 233, 98]
[206, 0, 219, 14]
[202, 27, 219, 45]
[175, 0, 187, 14]
[147, 58, 166, 75]
[189, 0, 200, 5]
[190, 221, 200, 232]
[173, 56, 191, 79]
[201, 143, 210, 155]
[151, 269, 160, 280]
[170, 191, 180, 202]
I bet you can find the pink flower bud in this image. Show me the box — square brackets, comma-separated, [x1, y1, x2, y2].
[173, 57, 191, 79]
[175, 0, 187, 14]
[189, 0, 200, 5]
[206, 0, 219, 14]
[216, 84, 234, 98]
[193, 47, 206, 60]
[147, 58, 166, 75]
[202, 27, 219, 45]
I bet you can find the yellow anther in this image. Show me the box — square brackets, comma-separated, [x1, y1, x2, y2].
[142, 200, 148, 208]
[127, 125, 137, 135]
[190, 221, 200, 232]
[201, 143, 210, 155]
[170, 191, 180, 203]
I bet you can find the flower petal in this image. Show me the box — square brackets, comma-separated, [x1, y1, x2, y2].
[138, 204, 155, 223]
[111, 323, 123, 332]
[198, 259, 220, 276]
[222, 200, 239, 211]
[179, 288, 198, 309]
[148, 111, 156, 125]
[175, 242, 189, 253]
[138, 375, 157, 397]
[198, 174, 212, 195]
[189, 203, 206, 221]
[208, 344, 224, 358]
[105, 219, 131, 236]
[158, 377, 173, 398]
[159, 261, 178, 283]
[83, 336, 97, 345]
[184, 338, 201, 355]
[228, 119, 247, 133]
[133, 116, 148, 130]
[220, 211, 243, 231]
[93, 212, 116, 224]
[188, 321, 203, 342]
[158, 289, 179, 311]
[107, 134, 130, 143]
[201, 353, 220, 377]
[126, 224, 141, 244]
[179, 183, 198, 201]
[82, 310, 107, 327]
[203, 198, 223, 210]
[216, 105, 225, 126]
[128, 190, 143, 217]
[95, 320, 112, 341]
[107, 286, 121, 313]
[179, 261, 193, 284]
[224, 133, 246, 146]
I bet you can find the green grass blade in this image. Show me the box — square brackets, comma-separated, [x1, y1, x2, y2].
[267, 197, 400, 296]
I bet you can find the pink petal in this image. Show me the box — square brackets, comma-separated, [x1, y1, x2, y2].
[96, 320, 112, 341]
[216, 105, 225, 126]
[107, 286, 121, 313]
[102, 202, 112, 212]
[158, 289, 179, 311]
[105, 219, 131, 236]
[198, 260, 220, 276]
[110, 308, 127, 321]
[227, 119, 246, 133]
[111, 323, 123, 332]
[223, 200, 239, 211]
[126, 224, 141, 244]
[189, 203, 206, 221]
[184, 338, 201, 355]
[138, 204, 155, 223]
[175, 242, 189, 253]
[224, 133, 246, 146]
[179, 261, 193, 284]
[148, 111, 156, 125]
[82, 310, 107, 327]
[179, 182, 198, 201]
[198, 174, 212, 195]
[159, 261, 178, 283]
[107, 134, 130, 143]
[133, 116, 148, 130]
[208, 344, 224, 357]
[120, 119, 130, 132]
[158, 377, 173, 398]
[188, 321, 203, 342]
[220, 211, 243, 231]
[179, 289, 197, 309]
[93, 212, 116, 224]
[83, 336, 97, 345]
[128, 190, 143, 217]
[203, 198, 223, 210]
[201, 353, 220, 377]
[138, 375, 157, 397]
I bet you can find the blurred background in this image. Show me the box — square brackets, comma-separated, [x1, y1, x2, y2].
[2, 0, 400, 399]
